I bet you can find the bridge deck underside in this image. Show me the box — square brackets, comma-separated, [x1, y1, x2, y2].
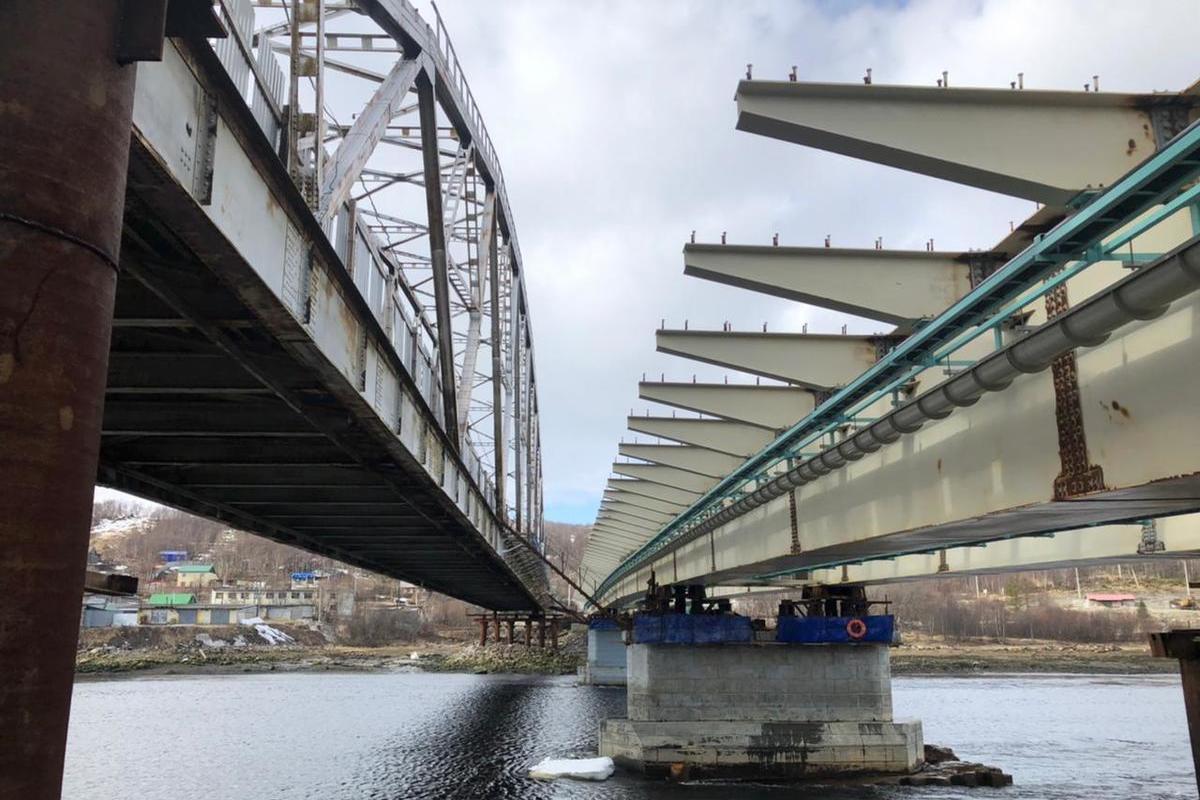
[701, 479, 1200, 587]
[99, 140, 538, 611]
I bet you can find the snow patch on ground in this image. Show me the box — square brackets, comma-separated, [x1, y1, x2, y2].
[239, 618, 295, 646]
[528, 756, 613, 781]
[90, 515, 152, 540]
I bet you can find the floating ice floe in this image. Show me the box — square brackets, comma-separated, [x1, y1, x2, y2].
[528, 756, 614, 782]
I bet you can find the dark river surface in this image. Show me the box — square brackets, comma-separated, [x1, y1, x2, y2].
[64, 671, 1194, 799]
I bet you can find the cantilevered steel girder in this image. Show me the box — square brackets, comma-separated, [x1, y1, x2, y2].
[656, 330, 898, 390]
[638, 381, 816, 431]
[627, 416, 775, 457]
[683, 243, 974, 326]
[736, 80, 1200, 204]
[603, 488, 688, 516]
[599, 500, 676, 525]
[597, 511, 661, 534]
[606, 478, 701, 507]
[612, 462, 719, 494]
[618, 443, 744, 478]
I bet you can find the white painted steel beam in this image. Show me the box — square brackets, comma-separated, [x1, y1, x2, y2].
[600, 500, 675, 525]
[606, 478, 700, 507]
[590, 524, 646, 543]
[319, 57, 421, 221]
[656, 330, 895, 390]
[736, 80, 1200, 204]
[591, 525, 651, 546]
[627, 416, 775, 458]
[612, 463, 719, 494]
[586, 540, 638, 559]
[604, 488, 688, 516]
[618, 443, 744, 478]
[683, 244, 973, 326]
[597, 510, 661, 533]
[595, 518, 659, 540]
[639, 381, 816, 431]
[703, 517, 1200, 596]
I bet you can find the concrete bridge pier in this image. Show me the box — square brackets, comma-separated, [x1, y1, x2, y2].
[581, 618, 627, 685]
[599, 613, 922, 780]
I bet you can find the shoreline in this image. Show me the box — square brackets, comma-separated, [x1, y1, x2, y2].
[75, 640, 1175, 680]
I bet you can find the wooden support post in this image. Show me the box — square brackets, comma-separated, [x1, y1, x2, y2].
[506, 619, 515, 645]
[550, 619, 559, 651]
[1149, 629, 1200, 795]
[524, 618, 532, 646]
[492, 612, 501, 643]
[478, 617, 487, 647]
[537, 619, 546, 648]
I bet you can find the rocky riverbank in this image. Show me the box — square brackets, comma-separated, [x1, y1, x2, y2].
[75, 625, 585, 678]
[76, 625, 1170, 678]
[890, 638, 1172, 674]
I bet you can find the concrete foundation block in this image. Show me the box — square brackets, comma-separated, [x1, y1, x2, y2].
[599, 718, 924, 779]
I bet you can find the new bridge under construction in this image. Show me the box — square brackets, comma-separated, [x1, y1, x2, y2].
[3, 1, 1200, 796]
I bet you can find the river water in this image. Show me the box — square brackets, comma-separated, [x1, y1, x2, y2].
[64, 671, 1193, 799]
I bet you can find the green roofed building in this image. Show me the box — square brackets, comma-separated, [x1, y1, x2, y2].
[146, 593, 196, 606]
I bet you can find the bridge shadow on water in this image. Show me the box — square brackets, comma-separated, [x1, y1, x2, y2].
[348, 674, 943, 800]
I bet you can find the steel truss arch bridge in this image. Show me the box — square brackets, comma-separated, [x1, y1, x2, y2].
[117, 0, 549, 609]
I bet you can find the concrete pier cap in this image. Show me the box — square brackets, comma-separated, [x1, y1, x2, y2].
[598, 612, 923, 781]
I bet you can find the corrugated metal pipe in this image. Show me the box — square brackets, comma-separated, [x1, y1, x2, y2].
[679, 232, 1200, 544]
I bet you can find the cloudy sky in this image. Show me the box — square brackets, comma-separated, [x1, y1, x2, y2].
[419, 0, 1199, 523]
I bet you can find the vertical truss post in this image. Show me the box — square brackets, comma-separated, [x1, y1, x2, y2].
[488, 209, 505, 514]
[512, 301, 524, 532]
[416, 72, 460, 449]
[457, 191, 492, 430]
[286, 0, 324, 207]
[525, 372, 535, 538]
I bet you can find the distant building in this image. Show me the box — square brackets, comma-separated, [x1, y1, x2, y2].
[1086, 592, 1137, 608]
[209, 586, 317, 621]
[81, 595, 138, 628]
[147, 592, 197, 606]
[159, 550, 189, 563]
[140, 593, 256, 625]
[173, 564, 219, 588]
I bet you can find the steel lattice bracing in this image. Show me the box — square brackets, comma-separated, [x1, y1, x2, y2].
[584, 74, 1200, 607]
[105, 0, 546, 610]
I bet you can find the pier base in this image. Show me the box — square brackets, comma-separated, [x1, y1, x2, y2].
[600, 640, 922, 779]
[581, 618, 627, 685]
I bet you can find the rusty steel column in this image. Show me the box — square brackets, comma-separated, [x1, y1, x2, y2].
[0, 2, 140, 796]
[1149, 629, 1200, 794]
